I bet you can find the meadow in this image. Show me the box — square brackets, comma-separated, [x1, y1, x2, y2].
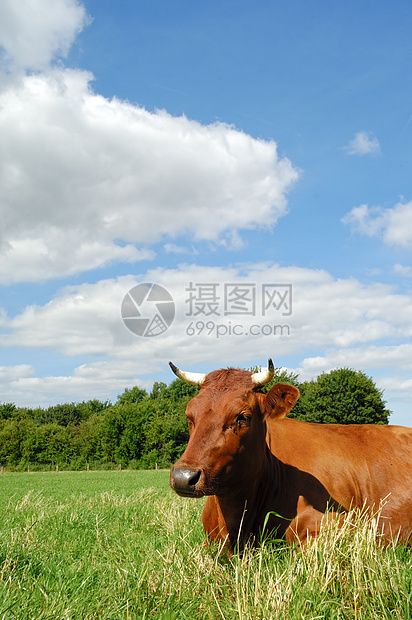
[0, 470, 411, 619]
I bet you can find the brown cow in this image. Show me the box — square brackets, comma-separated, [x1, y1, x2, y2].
[169, 359, 412, 550]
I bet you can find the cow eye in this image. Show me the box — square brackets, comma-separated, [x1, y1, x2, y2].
[236, 413, 251, 427]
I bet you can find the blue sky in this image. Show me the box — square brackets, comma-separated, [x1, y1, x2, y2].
[0, 0, 412, 425]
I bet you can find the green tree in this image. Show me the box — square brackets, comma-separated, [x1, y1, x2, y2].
[25, 423, 75, 466]
[74, 412, 108, 464]
[77, 399, 111, 418]
[0, 403, 16, 420]
[117, 400, 155, 466]
[0, 410, 35, 466]
[291, 368, 390, 425]
[165, 379, 199, 403]
[116, 386, 147, 405]
[32, 403, 81, 426]
[99, 407, 126, 463]
[150, 381, 168, 400]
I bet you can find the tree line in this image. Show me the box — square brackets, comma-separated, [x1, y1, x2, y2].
[0, 367, 390, 471]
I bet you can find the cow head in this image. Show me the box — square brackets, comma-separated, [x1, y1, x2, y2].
[169, 360, 300, 498]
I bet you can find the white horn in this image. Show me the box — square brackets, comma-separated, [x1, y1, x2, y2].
[169, 362, 206, 386]
[251, 358, 274, 386]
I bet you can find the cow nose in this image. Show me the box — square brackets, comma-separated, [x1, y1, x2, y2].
[171, 467, 202, 496]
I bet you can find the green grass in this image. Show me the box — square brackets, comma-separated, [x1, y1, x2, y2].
[0, 471, 411, 619]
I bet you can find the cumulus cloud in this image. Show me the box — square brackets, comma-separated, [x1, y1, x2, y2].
[0, 0, 88, 73]
[164, 243, 198, 255]
[0, 360, 154, 409]
[342, 200, 412, 248]
[393, 264, 412, 277]
[0, 364, 34, 382]
[344, 130, 381, 156]
[0, 0, 299, 284]
[3, 263, 412, 359]
[0, 69, 298, 283]
[297, 344, 412, 378]
[2, 263, 412, 412]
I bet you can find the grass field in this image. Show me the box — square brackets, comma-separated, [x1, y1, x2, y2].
[0, 470, 411, 619]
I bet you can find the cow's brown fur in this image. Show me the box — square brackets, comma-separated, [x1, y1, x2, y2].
[170, 367, 412, 550]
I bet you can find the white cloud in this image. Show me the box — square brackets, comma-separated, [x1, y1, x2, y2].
[393, 264, 412, 277]
[0, 0, 299, 284]
[342, 200, 412, 248]
[0, 364, 34, 382]
[0, 360, 155, 408]
[0, 363, 135, 407]
[381, 201, 412, 247]
[344, 130, 381, 156]
[3, 263, 412, 360]
[164, 244, 198, 255]
[2, 263, 412, 417]
[0, 236, 154, 283]
[297, 344, 412, 379]
[341, 204, 385, 236]
[0, 69, 299, 283]
[0, 0, 88, 72]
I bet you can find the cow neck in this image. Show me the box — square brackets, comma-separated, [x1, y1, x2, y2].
[214, 444, 281, 548]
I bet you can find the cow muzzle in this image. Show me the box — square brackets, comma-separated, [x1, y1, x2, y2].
[170, 466, 204, 497]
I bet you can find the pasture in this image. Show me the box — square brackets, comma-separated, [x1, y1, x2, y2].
[0, 470, 410, 619]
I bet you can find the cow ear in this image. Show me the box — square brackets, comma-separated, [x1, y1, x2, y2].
[263, 383, 300, 420]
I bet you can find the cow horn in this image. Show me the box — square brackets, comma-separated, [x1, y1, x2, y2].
[169, 362, 206, 386]
[251, 358, 274, 386]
